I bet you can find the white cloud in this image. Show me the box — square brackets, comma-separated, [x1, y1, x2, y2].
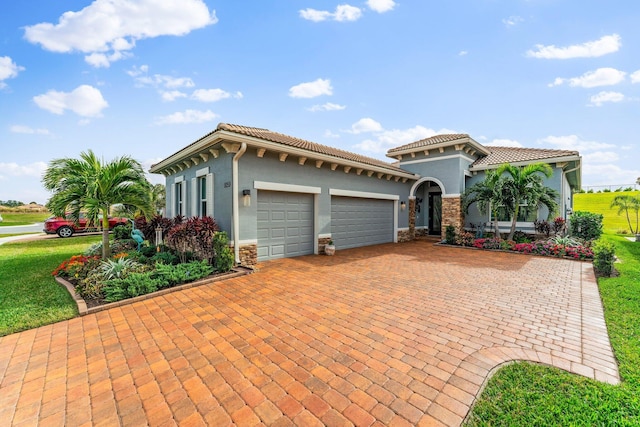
[583, 163, 640, 187]
[503, 16, 523, 28]
[126, 64, 149, 77]
[367, 0, 396, 13]
[24, 0, 217, 67]
[161, 90, 187, 102]
[154, 109, 218, 125]
[527, 34, 621, 59]
[0, 56, 25, 88]
[458, 51, 468, 56]
[0, 161, 47, 178]
[631, 70, 640, 84]
[549, 67, 626, 88]
[539, 135, 615, 152]
[299, 9, 333, 22]
[33, 85, 108, 117]
[484, 138, 523, 147]
[589, 91, 625, 107]
[582, 151, 620, 164]
[299, 5, 362, 22]
[324, 129, 341, 138]
[348, 118, 383, 134]
[289, 78, 333, 98]
[136, 74, 195, 89]
[191, 88, 242, 102]
[308, 102, 346, 112]
[10, 125, 50, 135]
[353, 123, 458, 154]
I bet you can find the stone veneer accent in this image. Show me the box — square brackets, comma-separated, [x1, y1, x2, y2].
[318, 236, 332, 255]
[441, 196, 464, 239]
[408, 198, 416, 240]
[239, 244, 258, 266]
[397, 229, 411, 243]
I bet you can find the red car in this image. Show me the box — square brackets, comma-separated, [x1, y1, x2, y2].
[43, 213, 129, 238]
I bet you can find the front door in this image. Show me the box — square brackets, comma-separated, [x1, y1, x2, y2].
[428, 193, 442, 235]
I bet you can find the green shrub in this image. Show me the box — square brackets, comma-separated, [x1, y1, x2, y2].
[569, 211, 604, 241]
[150, 251, 179, 265]
[445, 225, 456, 244]
[213, 231, 234, 271]
[103, 272, 161, 302]
[113, 223, 132, 240]
[154, 260, 214, 287]
[592, 240, 616, 277]
[512, 230, 531, 243]
[99, 257, 144, 280]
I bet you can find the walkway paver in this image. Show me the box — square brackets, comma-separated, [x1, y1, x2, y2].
[0, 241, 619, 426]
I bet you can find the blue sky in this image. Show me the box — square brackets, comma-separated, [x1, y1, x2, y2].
[1, 0, 638, 204]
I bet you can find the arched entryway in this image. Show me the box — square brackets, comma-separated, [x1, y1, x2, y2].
[409, 177, 446, 238]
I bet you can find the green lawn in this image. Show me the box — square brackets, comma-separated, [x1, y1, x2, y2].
[574, 191, 640, 234]
[465, 235, 640, 425]
[0, 211, 50, 227]
[0, 235, 100, 336]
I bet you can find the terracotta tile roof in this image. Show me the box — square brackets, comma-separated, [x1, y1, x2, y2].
[217, 123, 412, 174]
[472, 146, 580, 168]
[387, 134, 471, 154]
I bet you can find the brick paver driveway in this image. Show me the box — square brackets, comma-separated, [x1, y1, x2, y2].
[0, 241, 619, 426]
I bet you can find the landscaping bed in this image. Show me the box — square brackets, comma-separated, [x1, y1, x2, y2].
[52, 216, 245, 313]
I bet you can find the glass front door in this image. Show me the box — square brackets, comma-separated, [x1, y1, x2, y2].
[428, 193, 442, 235]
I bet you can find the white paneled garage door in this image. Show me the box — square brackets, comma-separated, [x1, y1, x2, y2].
[257, 191, 314, 261]
[330, 196, 394, 250]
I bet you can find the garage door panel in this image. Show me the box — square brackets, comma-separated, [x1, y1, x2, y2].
[331, 197, 393, 250]
[258, 191, 314, 261]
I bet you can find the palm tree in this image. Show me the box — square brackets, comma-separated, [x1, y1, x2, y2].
[493, 162, 559, 240]
[610, 194, 640, 234]
[42, 150, 153, 259]
[463, 169, 509, 237]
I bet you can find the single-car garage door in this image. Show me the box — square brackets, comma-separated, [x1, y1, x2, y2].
[331, 196, 394, 249]
[257, 191, 314, 261]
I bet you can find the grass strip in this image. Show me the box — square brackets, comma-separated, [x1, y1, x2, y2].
[0, 235, 101, 336]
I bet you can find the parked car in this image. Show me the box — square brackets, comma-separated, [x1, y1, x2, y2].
[43, 213, 129, 238]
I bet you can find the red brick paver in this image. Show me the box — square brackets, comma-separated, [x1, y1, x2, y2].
[0, 241, 619, 426]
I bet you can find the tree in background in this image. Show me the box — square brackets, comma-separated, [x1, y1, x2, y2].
[610, 194, 640, 235]
[42, 150, 153, 259]
[151, 184, 166, 215]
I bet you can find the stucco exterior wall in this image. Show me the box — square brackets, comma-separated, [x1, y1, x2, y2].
[164, 153, 234, 234]
[237, 148, 414, 242]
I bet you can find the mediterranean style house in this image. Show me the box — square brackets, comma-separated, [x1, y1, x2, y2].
[150, 123, 581, 265]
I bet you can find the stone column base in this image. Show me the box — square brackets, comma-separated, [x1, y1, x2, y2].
[441, 196, 464, 240]
[239, 244, 258, 266]
[318, 236, 332, 254]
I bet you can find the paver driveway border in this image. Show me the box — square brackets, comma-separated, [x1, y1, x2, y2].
[0, 240, 619, 426]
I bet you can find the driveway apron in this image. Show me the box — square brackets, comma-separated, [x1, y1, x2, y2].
[0, 241, 619, 426]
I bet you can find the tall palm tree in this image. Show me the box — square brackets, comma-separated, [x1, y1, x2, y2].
[610, 194, 640, 234]
[463, 169, 509, 237]
[42, 150, 153, 259]
[493, 162, 559, 240]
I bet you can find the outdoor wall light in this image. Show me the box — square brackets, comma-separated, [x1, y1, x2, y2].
[400, 201, 406, 211]
[242, 189, 251, 207]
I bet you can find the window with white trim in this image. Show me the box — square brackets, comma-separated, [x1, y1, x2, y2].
[175, 181, 184, 216]
[492, 203, 537, 222]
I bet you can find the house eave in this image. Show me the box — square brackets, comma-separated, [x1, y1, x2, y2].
[150, 130, 420, 181]
[386, 136, 490, 159]
[469, 155, 581, 172]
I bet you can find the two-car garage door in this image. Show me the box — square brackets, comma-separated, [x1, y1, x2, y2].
[257, 191, 314, 261]
[257, 191, 395, 261]
[330, 196, 394, 250]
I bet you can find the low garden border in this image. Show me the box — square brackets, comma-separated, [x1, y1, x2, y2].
[55, 267, 252, 316]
